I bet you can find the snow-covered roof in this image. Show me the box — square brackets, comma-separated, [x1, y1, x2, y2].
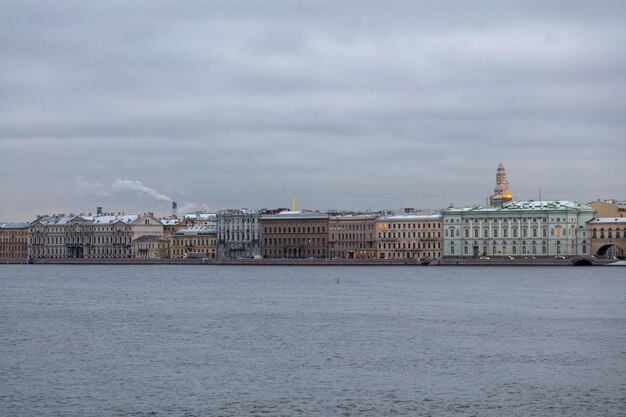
[174, 226, 217, 235]
[262, 211, 329, 220]
[445, 201, 594, 213]
[160, 218, 181, 226]
[185, 213, 216, 221]
[0, 223, 29, 229]
[93, 214, 139, 224]
[217, 208, 259, 216]
[588, 217, 626, 224]
[377, 214, 442, 221]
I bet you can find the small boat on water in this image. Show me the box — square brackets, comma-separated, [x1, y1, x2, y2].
[419, 258, 431, 266]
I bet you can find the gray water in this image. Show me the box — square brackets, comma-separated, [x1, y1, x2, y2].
[1, 265, 625, 417]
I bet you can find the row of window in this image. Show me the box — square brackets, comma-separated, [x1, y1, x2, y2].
[378, 223, 440, 230]
[379, 231, 440, 239]
[378, 242, 440, 250]
[592, 228, 624, 238]
[330, 224, 375, 231]
[264, 237, 327, 246]
[263, 226, 327, 234]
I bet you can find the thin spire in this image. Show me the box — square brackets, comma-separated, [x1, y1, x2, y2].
[291, 196, 296, 212]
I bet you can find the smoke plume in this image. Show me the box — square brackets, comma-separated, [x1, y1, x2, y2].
[111, 179, 172, 202]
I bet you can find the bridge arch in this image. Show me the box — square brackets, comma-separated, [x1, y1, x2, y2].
[596, 244, 624, 259]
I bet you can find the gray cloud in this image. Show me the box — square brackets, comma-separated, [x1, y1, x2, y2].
[1, 0, 625, 221]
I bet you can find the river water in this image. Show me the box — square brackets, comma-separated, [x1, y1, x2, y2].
[1, 265, 624, 416]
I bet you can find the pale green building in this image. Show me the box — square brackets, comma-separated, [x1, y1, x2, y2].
[442, 201, 595, 258]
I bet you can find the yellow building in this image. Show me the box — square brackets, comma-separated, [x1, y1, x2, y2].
[169, 226, 217, 259]
[376, 214, 443, 260]
[589, 200, 625, 218]
[132, 235, 170, 259]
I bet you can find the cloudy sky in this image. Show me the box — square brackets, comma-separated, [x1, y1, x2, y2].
[1, 0, 625, 221]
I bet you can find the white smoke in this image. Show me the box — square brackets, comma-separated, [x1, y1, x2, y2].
[111, 179, 172, 202]
[76, 176, 172, 203]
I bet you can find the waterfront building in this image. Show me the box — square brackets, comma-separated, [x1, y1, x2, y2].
[442, 201, 595, 258]
[328, 215, 378, 259]
[216, 209, 262, 259]
[160, 217, 194, 236]
[184, 213, 217, 227]
[170, 226, 217, 259]
[28, 212, 163, 259]
[489, 163, 514, 206]
[261, 211, 329, 258]
[588, 218, 626, 259]
[375, 214, 443, 259]
[0, 223, 29, 260]
[589, 200, 626, 218]
[132, 235, 170, 259]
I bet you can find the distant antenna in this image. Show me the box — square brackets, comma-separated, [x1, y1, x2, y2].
[538, 188, 541, 201]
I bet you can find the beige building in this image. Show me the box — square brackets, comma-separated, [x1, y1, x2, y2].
[29, 212, 163, 259]
[261, 212, 329, 258]
[376, 214, 443, 259]
[0, 223, 29, 260]
[589, 200, 626, 218]
[170, 226, 217, 259]
[588, 218, 626, 259]
[132, 235, 170, 259]
[328, 215, 377, 259]
[160, 217, 194, 236]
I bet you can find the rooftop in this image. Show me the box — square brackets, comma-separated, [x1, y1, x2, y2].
[445, 200, 594, 213]
[377, 214, 443, 221]
[588, 217, 626, 224]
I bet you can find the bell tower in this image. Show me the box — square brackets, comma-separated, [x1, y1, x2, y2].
[489, 163, 513, 206]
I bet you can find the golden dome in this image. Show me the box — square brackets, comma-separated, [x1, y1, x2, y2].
[502, 191, 513, 201]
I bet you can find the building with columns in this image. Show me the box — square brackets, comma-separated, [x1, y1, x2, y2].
[216, 209, 262, 259]
[442, 201, 595, 258]
[28, 213, 163, 259]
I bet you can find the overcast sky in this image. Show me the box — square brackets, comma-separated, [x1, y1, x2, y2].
[1, 0, 625, 221]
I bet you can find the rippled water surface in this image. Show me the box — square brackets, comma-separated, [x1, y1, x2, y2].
[1, 265, 625, 416]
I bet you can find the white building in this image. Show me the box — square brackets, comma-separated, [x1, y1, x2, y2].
[216, 209, 261, 259]
[442, 201, 595, 258]
[28, 212, 163, 259]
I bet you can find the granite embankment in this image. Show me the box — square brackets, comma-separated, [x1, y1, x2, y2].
[2, 257, 613, 266]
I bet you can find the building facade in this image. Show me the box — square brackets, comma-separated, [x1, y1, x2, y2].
[328, 215, 377, 259]
[217, 209, 261, 259]
[442, 201, 595, 258]
[589, 200, 626, 218]
[375, 214, 443, 259]
[588, 218, 626, 259]
[160, 217, 194, 236]
[0, 223, 29, 260]
[132, 235, 170, 259]
[261, 212, 329, 258]
[170, 226, 217, 259]
[28, 213, 163, 259]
